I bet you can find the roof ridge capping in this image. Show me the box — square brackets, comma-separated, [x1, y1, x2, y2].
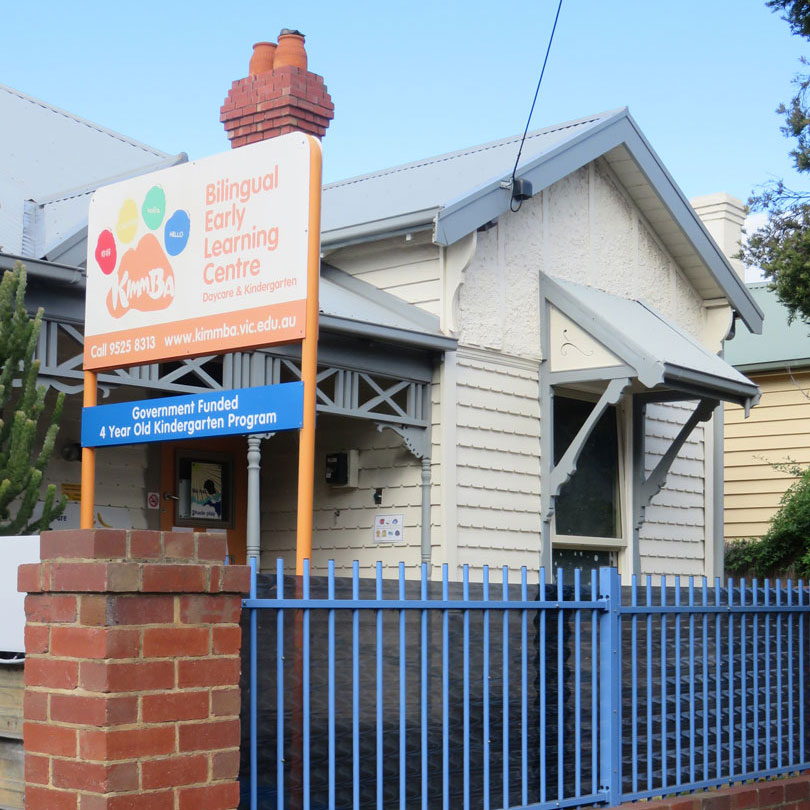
[0, 82, 171, 159]
[324, 108, 625, 191]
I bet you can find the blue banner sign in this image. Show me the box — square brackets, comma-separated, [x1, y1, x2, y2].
[81, 382, 303, 447]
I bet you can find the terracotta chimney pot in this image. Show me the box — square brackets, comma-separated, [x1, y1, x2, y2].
[249, 41, 276, 75]
[274, 29, 307, 70]
[221, 30, 333, 144]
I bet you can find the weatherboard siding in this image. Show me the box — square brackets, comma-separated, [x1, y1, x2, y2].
[326, 231, 443, 318]
[639, 401, 707, 577]
[48, 391, 151, 529]
[724, 370, 810, 540]
[454, 351, 542, 578]
[258, 415, 426, 577]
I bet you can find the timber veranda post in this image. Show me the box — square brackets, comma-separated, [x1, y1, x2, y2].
[80, 370, 97, 528]
[295, 136, 323, 575]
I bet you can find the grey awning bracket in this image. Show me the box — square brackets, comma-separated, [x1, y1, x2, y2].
[632, 397, 717, 532]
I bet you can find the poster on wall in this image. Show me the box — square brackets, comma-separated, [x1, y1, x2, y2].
[84, 133, 315, 370]
[190, 461, 224, 520]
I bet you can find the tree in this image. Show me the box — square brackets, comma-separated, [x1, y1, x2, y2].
[742, 1, 810, 323]
[0, 263, 66, 534]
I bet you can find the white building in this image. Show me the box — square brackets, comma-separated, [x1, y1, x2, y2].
[0, 37, 762, 582]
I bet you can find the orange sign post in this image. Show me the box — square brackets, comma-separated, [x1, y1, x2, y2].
[81, 134, 323, 568]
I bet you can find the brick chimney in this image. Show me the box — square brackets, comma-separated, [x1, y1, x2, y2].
[221, 29, 334, 148]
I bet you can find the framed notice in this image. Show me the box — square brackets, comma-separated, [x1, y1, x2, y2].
[84, 133, 318, 370]
[174, 451, 234, 529]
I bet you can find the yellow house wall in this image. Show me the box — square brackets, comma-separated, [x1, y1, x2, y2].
[724, 370, 810, 540]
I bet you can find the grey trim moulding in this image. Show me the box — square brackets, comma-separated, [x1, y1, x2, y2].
[432, 110, 762, 334]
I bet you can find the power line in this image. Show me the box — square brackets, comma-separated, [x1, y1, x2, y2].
[509, 0, 565, 212]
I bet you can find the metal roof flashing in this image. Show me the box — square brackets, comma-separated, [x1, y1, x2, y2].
[322, 107, 762, 335]
[543, 274, 760, 412]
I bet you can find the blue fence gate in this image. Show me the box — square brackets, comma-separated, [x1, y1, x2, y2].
[239, 562, 810, 810]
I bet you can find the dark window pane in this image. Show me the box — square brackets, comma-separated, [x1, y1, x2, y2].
[553, 396, 620, 538]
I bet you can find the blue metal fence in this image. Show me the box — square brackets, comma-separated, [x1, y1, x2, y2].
[240, 562, 810, 810]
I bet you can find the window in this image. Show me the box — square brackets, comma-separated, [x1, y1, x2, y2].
[553, 395, 622, 539]
[173, 450, 235, 529]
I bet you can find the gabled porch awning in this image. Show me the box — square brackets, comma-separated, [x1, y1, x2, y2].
[541, 275, 760, 412]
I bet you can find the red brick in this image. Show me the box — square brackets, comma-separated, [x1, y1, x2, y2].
[25, 594, 77, 623]
[671, 800, 698, 810]
[221, 566, 250, 594]
[730, 787, 759, 809]
[24, 721, 77, 757]
[51, 694, 137, 726]
[25, 656, 78, 689]
[196, 533, 227, 561]
[51, 626, 140, 659]
[211, 688, 241, 717]
[52, 758, 138, 792]
[143, 627, 208, 658]
[142, 690, 209, 722]
[212, 748, 240, 780]
[80, 726, 176, 760]
[178, 781, 240, 810]
[18, 562, 42, 593]
[142, 564, 206, 593]
[787, 782, 810, 802]
[758, 784, 785, 807]
[164, 534, 194, 559]
[80, 594, 109, 626]
[25, 624, 49, 654]
[178, 657, 240, 688]
[24, 690, 48, 721]
[23, 785, 77, 810]
[212, 625, 241, 655]
[100, 793, 175, 810]
[179, 594, 240, 624]
[48, 561, 108, 591]
[25, 753, 50, 785]
[130, 530, 162, 559]
[107, 595, 174, 624]
[702, 795, 731, 810]
[40, 529, 126, 560]
[142, 753, 208, 789]
[80, 660, 174, 693]
[179, 718, 239, 751]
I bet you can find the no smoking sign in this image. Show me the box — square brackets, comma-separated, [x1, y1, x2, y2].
[146, 491, 160, 510]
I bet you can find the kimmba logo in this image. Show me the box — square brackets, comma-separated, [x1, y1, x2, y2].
[94, 185, 190, 318]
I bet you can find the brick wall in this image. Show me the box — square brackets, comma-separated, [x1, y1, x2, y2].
[613, 773, 810, 810]
[18, 529, 249, 810]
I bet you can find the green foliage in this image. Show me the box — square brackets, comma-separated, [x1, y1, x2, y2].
[0, 263, 66, 534]
[726, 464, 810, 578]
[741, 2, 810, 320]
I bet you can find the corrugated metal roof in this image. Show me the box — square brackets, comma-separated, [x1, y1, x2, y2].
[0, 84, 180, 256]
[322, 110, 617, 245]
[551, 276, 759, 408]
[724, 282, 810, 371]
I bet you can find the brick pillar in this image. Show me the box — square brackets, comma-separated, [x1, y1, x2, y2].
[18, 529, 250, 810]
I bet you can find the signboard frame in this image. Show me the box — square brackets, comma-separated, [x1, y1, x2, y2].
[81, 135, 323, 575]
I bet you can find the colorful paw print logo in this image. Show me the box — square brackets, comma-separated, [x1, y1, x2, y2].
[94, 185, 191, 319]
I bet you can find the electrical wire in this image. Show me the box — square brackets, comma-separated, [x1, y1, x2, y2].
[509, 0, 565, 212]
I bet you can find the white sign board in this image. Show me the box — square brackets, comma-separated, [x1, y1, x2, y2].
[85, 133, 315, 370]
[374, 514, 405, 543]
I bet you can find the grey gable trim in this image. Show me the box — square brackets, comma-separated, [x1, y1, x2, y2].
[618, 114, 763, 335]
[434, 108, 627, 246]
[540, 273, 759, 410]
[541, 273, 665, 389]
[433, 109, 762, 335]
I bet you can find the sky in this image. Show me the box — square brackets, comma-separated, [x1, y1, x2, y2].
[2, 0, 808, 210]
